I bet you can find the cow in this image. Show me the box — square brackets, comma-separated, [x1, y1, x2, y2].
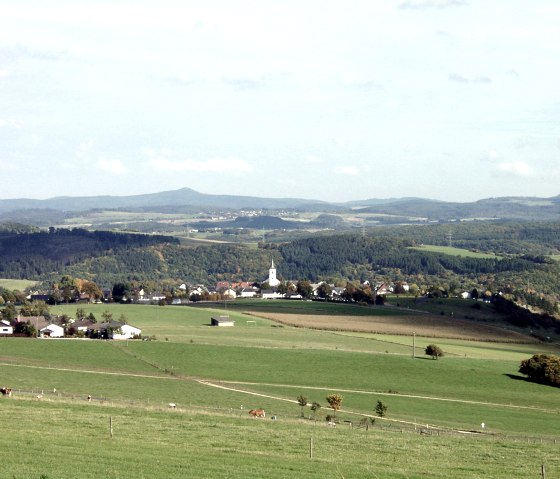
[248, 409, 266, 418]
[168, 403, 177, 409]
[0, 387, 13, 397]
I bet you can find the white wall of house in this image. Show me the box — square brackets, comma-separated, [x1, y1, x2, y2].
[112, 324, 141, 340]
[0, 322, 13, 335]
[40, 324, 64, 338]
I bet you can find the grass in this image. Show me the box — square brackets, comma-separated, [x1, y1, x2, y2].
[0, 278, 39, 290]
[1, 398, 559, 479]
[411, 245, 501, 259]
[3, 300, 560, 477]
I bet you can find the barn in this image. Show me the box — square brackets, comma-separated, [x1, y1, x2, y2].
[211, 316, 235, 327]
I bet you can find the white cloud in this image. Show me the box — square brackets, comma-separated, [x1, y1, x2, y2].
[148, 156, 253, 174]
[0, 118, 21, 128]
[0, 69, 9, 78]
[335, 166, 360, 176]
[304, 155, 323, 164]
[495, 161, 534, 178]
[399, 0, 468, 9]
[77, 140, 94, 157]
[98, 158, 127, 175]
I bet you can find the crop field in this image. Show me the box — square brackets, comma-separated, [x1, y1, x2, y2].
[2, 299, 560, 477]
[251, 312, 533, 342]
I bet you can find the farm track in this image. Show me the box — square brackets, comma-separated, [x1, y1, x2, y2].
[4, 361, 557, 418]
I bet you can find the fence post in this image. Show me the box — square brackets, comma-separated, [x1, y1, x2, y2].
[110, 416, 113, 439]
[541, 464, 546, 479]
[309, 437, 313, 459]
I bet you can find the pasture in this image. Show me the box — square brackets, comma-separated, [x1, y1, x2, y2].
[0, 277, 38, 290]
[2, 300, 560, 477]
[411, 245, 501, 259]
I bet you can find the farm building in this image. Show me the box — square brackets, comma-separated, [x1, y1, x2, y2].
[211, 315, 235, 327]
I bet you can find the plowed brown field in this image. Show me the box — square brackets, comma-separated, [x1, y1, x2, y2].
[249, 312, 535, 342]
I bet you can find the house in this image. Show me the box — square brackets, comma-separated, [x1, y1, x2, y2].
[239, 287, 258, 298]
[460, 291, 472, 299]
[87, 321, 141, 340]
[222, 288, 237, 299]
[70, 320, 95, 334]
[211, 315, 235, 327]
[261, 289, 284, 299]
[40, 324, 64, 338]
[0, 320, 13, 335]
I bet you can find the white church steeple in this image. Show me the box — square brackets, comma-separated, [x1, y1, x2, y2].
[268, 259, 280, 287]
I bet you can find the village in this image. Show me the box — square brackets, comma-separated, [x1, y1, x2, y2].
[0, 259, 485, 340]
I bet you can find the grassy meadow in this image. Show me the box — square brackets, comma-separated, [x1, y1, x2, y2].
[0, 278, 39, 290]
[411, 245, 501, 259]
[2, 299, 560, 477]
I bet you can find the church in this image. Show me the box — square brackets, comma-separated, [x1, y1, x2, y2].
[266, 259, 280, 287]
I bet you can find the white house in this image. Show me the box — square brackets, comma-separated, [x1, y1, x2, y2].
[0, 320, 13, 335]
[240, 287, 258, 298]
[113, 323, 142, 340]
[261, 290, 284, 299]
[222, 288, 237, 299]
[40, 324, 64, 338]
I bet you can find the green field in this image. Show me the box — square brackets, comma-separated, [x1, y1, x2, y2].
[0, 278, 39, 290]
[411, 245, 501, 259]
[2, 301, 560, 477]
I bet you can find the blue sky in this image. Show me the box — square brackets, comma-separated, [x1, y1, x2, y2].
[0, 0, 559, 202]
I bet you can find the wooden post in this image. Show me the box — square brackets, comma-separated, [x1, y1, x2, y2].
[412, 332, 416, 358]
[110, 416, 113, 439]
[309, 436, 313, 459]
[541, 464, 546, 479]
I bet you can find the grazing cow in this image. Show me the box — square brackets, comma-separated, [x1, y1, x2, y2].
[248, 409, 266, 418]
[168, 403, 177, 409]
[0, 387, 13, 397]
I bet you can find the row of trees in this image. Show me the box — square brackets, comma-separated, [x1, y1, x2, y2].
[296, 394, 388, 422]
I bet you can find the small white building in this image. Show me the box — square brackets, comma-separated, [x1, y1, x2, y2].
[240, 287, 258, 298]
[113, 324, 142, 340]
[211, 316, 235, 327]
[261, 290, 284, 300]
[40, 324, 64, 338]
[0, 320, 13, 335]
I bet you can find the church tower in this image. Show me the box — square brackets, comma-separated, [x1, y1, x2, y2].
[268, 259, 280, 287]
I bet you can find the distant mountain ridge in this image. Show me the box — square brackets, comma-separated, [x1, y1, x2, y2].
[0, 187, 558, 221]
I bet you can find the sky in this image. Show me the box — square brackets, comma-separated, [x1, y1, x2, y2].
[0, 0, 559, 203]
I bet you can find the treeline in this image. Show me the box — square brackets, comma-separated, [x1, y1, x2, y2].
[364, 222, 560, 255]
[0, 227, 178, 280]
[278, 234, 546, 281]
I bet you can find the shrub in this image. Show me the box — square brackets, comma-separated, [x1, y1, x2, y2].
[519, 354, 560, 387]
[425, 344, 444, 360]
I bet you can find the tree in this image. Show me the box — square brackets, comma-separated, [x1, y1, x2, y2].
[375, 400, 388, 418]
[112, 282, 131, 303]
[325, 393, 343, 420]
[316, 282, 332, 300]
[310, 402, 321, 421]
[425, 344, 444, 360]
[519, 354, 560, 387]
[101, 310, 113, 323]
[297, 395, 308, 417]
[296, 280, 313, 299]
[76, 308, 86, 320]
